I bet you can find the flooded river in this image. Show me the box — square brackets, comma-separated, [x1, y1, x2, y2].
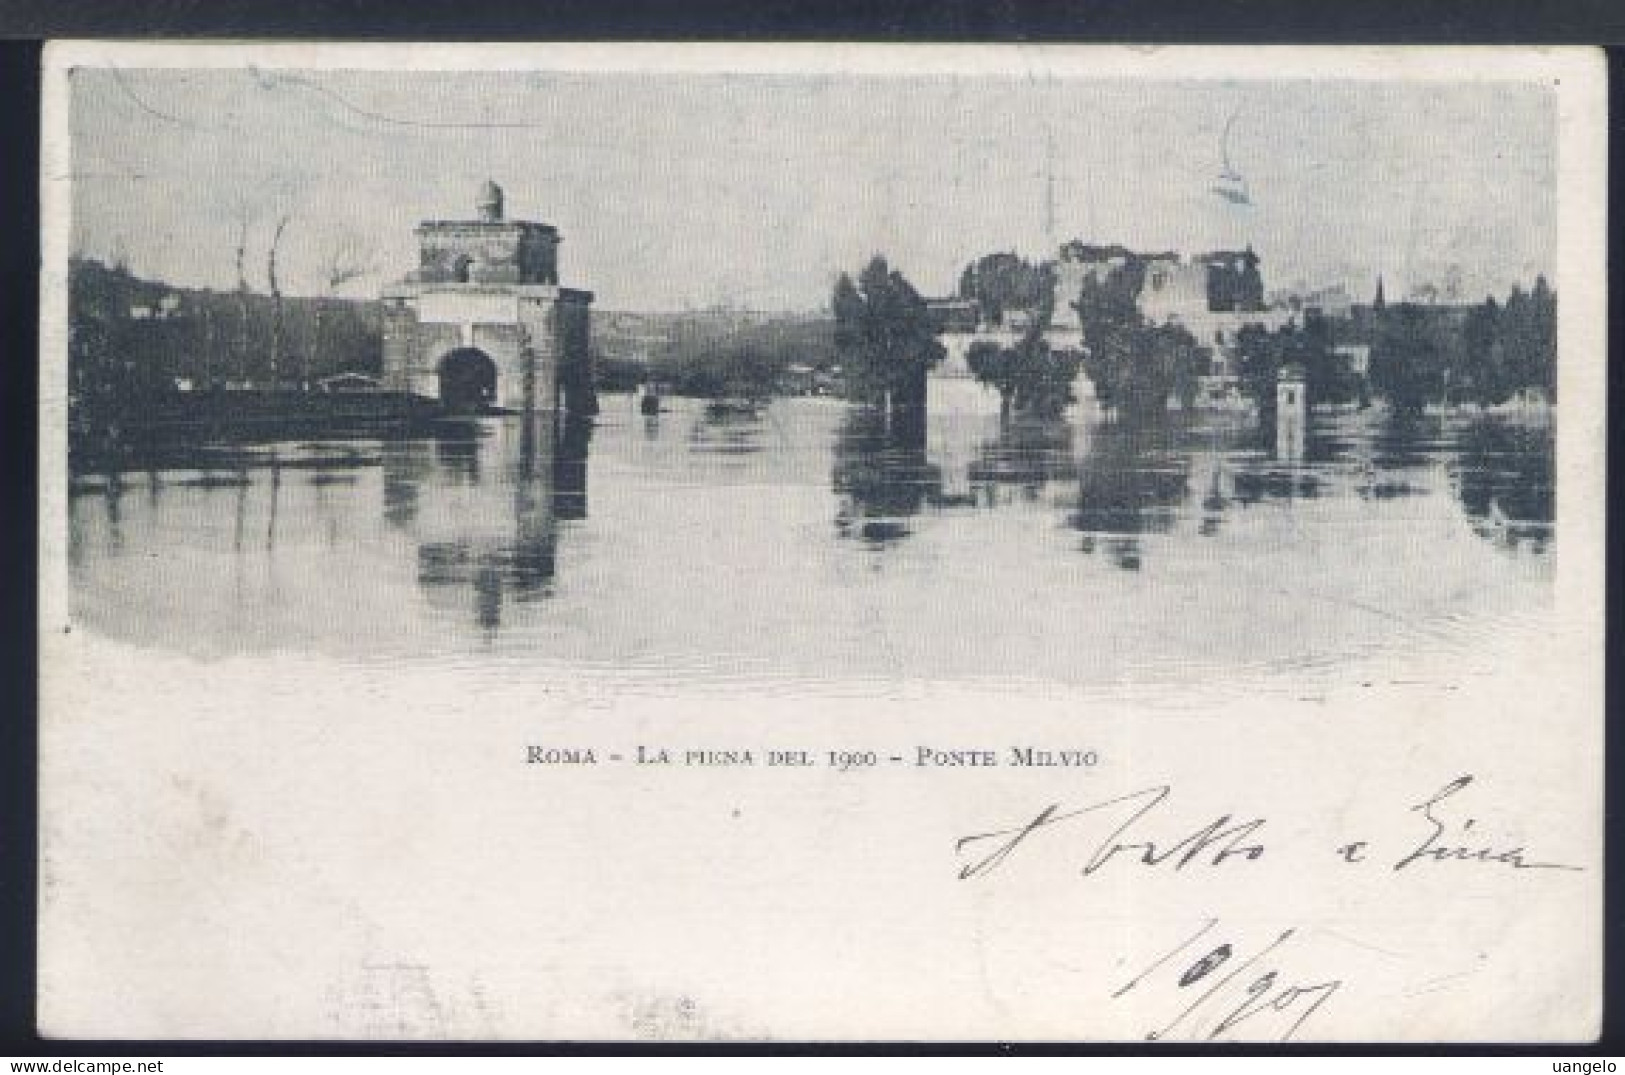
[67, 387, 1554, 697]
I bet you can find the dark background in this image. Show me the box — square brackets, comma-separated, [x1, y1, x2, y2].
[1, 0, 1624, 40]
[0, 3, 1619, 1056]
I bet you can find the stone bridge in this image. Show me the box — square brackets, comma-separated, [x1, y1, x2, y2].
[381, 181, 594, 416]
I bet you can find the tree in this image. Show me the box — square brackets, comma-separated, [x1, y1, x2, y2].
[66, 257, 169, 459]
[1368, 303, 1447, 415]
[312, 229, 377, 385]
[1071, 266, 1199, 423]
[230, 202, 255, 384]
[958, 252, 1056, 327]
[1358, 277, 1554, 411]
[1500, 275, 1556, 400]
[832, 256, 945, 442]
[1459, 296, 1501, 402]
[1072, 264, 1143, 357]
[966, 340, 1020, 420]
[661, 345, 782, 400]
[969, 331, 1082, 421]
[1234, 323, 1282, 427]
[265, 213, 292, 388]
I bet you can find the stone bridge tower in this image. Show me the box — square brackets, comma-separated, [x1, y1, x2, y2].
[381, 181, 595, 415]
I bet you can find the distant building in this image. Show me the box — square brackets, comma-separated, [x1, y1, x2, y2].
[129, 293, 183, 321]
[1054, 241, 1143, 288]
[1056, 242, 1291, 379]
[1003, 308, 1040, 333]
[1269, 283, 1354, 320]
[1333, 343, 1371, 377]
[934, 240, 1306, 393]
[925, 298, 979, 334]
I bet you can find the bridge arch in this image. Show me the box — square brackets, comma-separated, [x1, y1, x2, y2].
[437, 347, 498, 412]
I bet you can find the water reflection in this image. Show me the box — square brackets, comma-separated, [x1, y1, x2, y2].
[1066, 423, 1190, 570]
[1454, 419, 1555, 554]
[831, 407, 946, 546]
[554, 414, 593, 521]
[382, 414, 588, 635]
[1229, 467, 1322, 505]
[966, 418, 1077, 508]
[66, 396, 1555, 681]
[689, 401, 769, 456]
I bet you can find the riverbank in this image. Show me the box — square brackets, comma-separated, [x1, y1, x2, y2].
[70, 389, 461, 471]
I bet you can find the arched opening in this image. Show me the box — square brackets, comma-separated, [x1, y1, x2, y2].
[437, 348, 498, 413]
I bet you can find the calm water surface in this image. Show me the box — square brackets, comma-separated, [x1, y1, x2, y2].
[68, 386, 1554, 695]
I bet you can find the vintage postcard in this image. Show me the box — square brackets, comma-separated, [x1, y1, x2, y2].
[38, 43, 1606, 1041]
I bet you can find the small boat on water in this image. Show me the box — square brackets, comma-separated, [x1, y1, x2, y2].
[703, 397, 766, 419]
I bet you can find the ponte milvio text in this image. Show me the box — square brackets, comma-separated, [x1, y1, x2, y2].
[381, 181, 596, 418]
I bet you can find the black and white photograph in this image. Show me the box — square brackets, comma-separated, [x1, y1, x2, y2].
[37, 43, 1607, 1042]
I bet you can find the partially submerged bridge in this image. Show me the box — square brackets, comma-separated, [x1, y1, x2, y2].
[381, 181, 595, 417]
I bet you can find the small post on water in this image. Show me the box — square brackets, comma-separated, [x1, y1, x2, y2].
[1276, 363, 1307, 460]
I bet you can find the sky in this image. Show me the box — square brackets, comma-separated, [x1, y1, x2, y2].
[68, 67, 1557, 312]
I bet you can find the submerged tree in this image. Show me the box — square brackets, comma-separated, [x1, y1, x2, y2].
[1361, 277, 1554, 413]
[1486, 276, 1557, 401]
[1071, 266, 1201, 423]
[967, 330, 1083, 421]
[1368, 303, 1448, 416]
[832, 256, 945, 443]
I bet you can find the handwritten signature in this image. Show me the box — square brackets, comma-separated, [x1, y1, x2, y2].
[954, 773, 1583, 880]
[954, 774, 1583, 1041]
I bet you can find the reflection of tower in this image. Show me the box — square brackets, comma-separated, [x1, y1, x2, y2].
[553, 413, 593, 521]
[382, 441, 431, 528]
[397, 416, 587, 634]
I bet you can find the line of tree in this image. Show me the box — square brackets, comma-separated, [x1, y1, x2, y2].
[69, 257, 383, 419]
[654, 346, 784, 401]
[832, 256, 945, 443]
[1368, 277, 1556, 414]
[640, 316, 840, 400]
